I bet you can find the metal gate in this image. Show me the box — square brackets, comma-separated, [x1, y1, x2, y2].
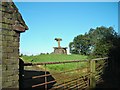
[19, 57, 108, 90]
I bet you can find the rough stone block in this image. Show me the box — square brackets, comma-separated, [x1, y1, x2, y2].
[0, 4, 2, 11]
[6, 47, 14, 53]
[13, 42, 19, 47]
[2, 47, 13, 53]
[2, 53, 7, 59]
[7, 53, 19, 59]
[0, 23, 2, 31]
[13, 36, 19, 42]
[0, 80, 1, 89]
[0, 51, 2, 59]
[2, 23, 9, 29]
[1, 30, 9, 35]
[0, 35, 2, 40]
[8, 65, 19, 71]
[3, 74, 18, 82]
[11, 81, 19, 88]
[2, 12, 12, 20]
[7, 41, 13, 47]
[2, 59, 18, 65]
[7, 41, 19, 47]
[0, 7, 2, 12]
[2, 70, 19, 78]
[6, 35, 13, 41]
[0, 40, 2, 46]
[2, 17, 12, 24]
[0, 30, 2, 35]
[2, 65, 7, 71]
[2, 23, 12, 30]
[13, 47, 19, 52]
[2, 41, 7, 47]
[2, 35, 14, 41]
[14, 33, 20, 37]
[1, 6, 6, 12]
[0, 12, 2, 23]
[9, 31, 16, 36]
[0, 46, 2, 52]
[2, 81, 13, 88]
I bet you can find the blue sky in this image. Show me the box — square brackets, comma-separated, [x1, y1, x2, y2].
[15, 2, 118, 55]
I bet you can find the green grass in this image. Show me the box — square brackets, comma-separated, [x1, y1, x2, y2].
[21, 54, 88, 72]
[21, 54, 88, 63]
[22, 54, 89, 84]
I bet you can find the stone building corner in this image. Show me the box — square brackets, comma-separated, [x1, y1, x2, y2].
[0, 1, 28, 89]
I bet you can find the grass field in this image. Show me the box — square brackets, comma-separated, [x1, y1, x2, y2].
[22, 54, 88, 71]
[22, 54, 89, 85]
[21, 54, 88, 63]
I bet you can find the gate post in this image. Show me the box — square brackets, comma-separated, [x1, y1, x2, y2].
[19, 58, 24, 90]
[90, 60, 96, 88]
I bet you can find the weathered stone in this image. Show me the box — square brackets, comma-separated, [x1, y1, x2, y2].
[2, 73, 18, 82]
[10, 80, 19, 88]
[9, 31, 16, 36]
[0, 35, 2, 40]
[2, 23, 12, 30]
[13, 37, 19, 42]
[12, 42, 19, 47]
[7, 52, 19, 59]
[1, 30, 8, 35]
[13, 48, 19, 53]
[1, 30, 17, 36]
[2, 47, 13, 53]
[2, 17, 12, 24]
[2, 81, 13, 88]
[53, 47, 67, 54]
[0, 30, 2, 35]
[2, 59, 18, 65]
[2, 70, 19, 78]
[2, 53, 7, 59]
[2, 41, 7, 46]
[0, 46, 2, 52]
[0, 10, 2, 23]
[1, 1, 28, 89]
[53, 38, 67, 54]
[0, 23, 1, 27]
[0, 41, 2, 46]
[2, 35, 14, 41]
[2, 11, 10, 17]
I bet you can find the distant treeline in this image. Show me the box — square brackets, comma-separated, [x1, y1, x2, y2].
[20, 53, 50, 57]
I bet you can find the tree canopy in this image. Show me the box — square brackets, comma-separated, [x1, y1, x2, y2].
[69, 26, 119, 58]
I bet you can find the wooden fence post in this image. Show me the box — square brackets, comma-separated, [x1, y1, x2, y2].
[90, 60, 96, 88]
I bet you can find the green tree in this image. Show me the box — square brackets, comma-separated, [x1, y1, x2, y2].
[69, 26, 117, 57]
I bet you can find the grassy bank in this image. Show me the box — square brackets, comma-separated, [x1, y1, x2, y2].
[21, 54, 88, 63]
[21, 54, 88, 72]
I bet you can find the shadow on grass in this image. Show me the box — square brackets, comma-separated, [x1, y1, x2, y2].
[19, 59, 56, 90]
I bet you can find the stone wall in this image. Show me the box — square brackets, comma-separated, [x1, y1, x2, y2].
[53, 47, 67, 54]
[0, 1, 28, 89]
[0, 2, 2, 90]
